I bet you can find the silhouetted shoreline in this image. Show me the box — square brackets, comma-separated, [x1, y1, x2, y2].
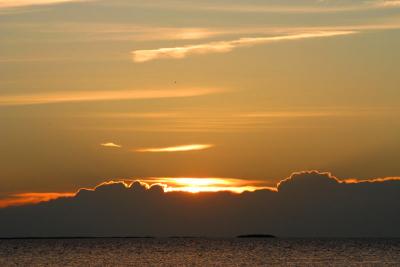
[237, 234, 276, 238]
[0, 236, 155, 240]
[0, 235, 277, 240]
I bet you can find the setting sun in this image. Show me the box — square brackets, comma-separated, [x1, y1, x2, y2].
[1, 0, 400, 264]
[139, 177, 274, 193]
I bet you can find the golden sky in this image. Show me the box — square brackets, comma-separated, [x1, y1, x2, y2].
[1, 0, 400, 199]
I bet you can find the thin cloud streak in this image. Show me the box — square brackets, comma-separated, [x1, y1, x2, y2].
[4, 22, 399, 44]
[203, 1, 400, 13]
[132, 31, 356, 62]
[100, 142, 121, 148]
[136, 144, 214, 153]
[67, 26, 223, 41]
[91, 107, 396, 119]
[0, 192, 74, 208]
[380, 0, 400, 7]
[81, 108, 393, 133]
[18, 23, 225, 41]
[0, 0, 89, 9]
[1, 0, 398, 13]
[195, 3, 370, 14]
[0, 88, 222, 106]
[101, 1, 400, 14]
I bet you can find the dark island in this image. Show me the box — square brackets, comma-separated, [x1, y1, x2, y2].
[237, 234, 276, 238]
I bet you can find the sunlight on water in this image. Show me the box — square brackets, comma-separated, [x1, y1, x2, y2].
[1, 238, 399, 266]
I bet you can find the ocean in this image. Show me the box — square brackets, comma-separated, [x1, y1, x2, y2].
[0, 238, 399, 266]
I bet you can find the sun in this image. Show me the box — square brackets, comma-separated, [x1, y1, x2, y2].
[138, 177, 274, 194]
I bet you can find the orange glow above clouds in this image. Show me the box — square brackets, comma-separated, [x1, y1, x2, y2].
[2, 174, 400, 208]
[0, 178, 273, 208]
[136, 177, 276, 193]
[0, 192, 75, 208]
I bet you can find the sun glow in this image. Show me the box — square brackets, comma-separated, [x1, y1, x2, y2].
[139, 177, 275, 193]
[0, 192, 75, 208]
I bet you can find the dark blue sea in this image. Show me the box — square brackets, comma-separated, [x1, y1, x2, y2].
[0, 238, 399, 266]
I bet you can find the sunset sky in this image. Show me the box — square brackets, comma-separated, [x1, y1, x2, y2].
[1, 0, 400, 203]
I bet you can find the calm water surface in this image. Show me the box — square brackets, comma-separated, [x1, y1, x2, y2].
[0, 238, 399, 266]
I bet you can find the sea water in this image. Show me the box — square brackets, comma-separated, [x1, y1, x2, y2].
[0, 238, 399, 266]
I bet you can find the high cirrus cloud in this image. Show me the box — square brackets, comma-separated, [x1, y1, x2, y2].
[103, 1, 400, 14]
[132, 31, 356, 62]
[380, 0, 400, 6]
[0, 171, 399, 237]
[0, 88, 222, 106]
[0, 0, 90, 9]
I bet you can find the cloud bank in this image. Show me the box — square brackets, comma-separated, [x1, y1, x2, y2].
[0, 171, 399, 237]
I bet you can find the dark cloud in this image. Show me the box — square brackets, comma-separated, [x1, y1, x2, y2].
[0, 171, 399, 237]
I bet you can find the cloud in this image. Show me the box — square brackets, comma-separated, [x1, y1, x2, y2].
[13, 23, 227, 42]
[0, 171, 399, 237]
[239, 111, 340, 118]
[92, 112, 179, 119]
[0, 192, 74, 208]
[192, 3, 371, 14]
[73, 177, 274, 194]
[67, 26, 224, 42]
[0, 0, 89, 9]
[100, 142, 121, 148]
[132, 31, 356, 62]
[138, 177, 274, 193]
[380, 0, 400, 7]
[136, 144, 214, 153]
[4, 21, 399, 44]
[82, 107, 385, 133]
[0, 88, 222, 106]
[102, 1, 400, 14]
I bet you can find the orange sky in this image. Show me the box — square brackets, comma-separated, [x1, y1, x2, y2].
[1, 0, 400, 201]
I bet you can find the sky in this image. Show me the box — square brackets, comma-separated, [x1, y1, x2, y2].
[1, 0, 400, 203]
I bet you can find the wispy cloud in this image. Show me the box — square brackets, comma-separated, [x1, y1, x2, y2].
[207, 1, 400, 13]
[94, 112, 179, 119]
[193, 3, 370, 14]
[0, 0, 89, 9]
[0, 88, 222, 106]
[83, 26, 223, 42]
[15, 23, 225, 42]
[132, 31, 356, 62]
[379, 0, 400, 7]
[104, 1, 400, 14]
[136, 144, 214, 153]
[80, 107, 394, 133]
[0, 192, 74, 208]
[100, 142, 121, 148]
